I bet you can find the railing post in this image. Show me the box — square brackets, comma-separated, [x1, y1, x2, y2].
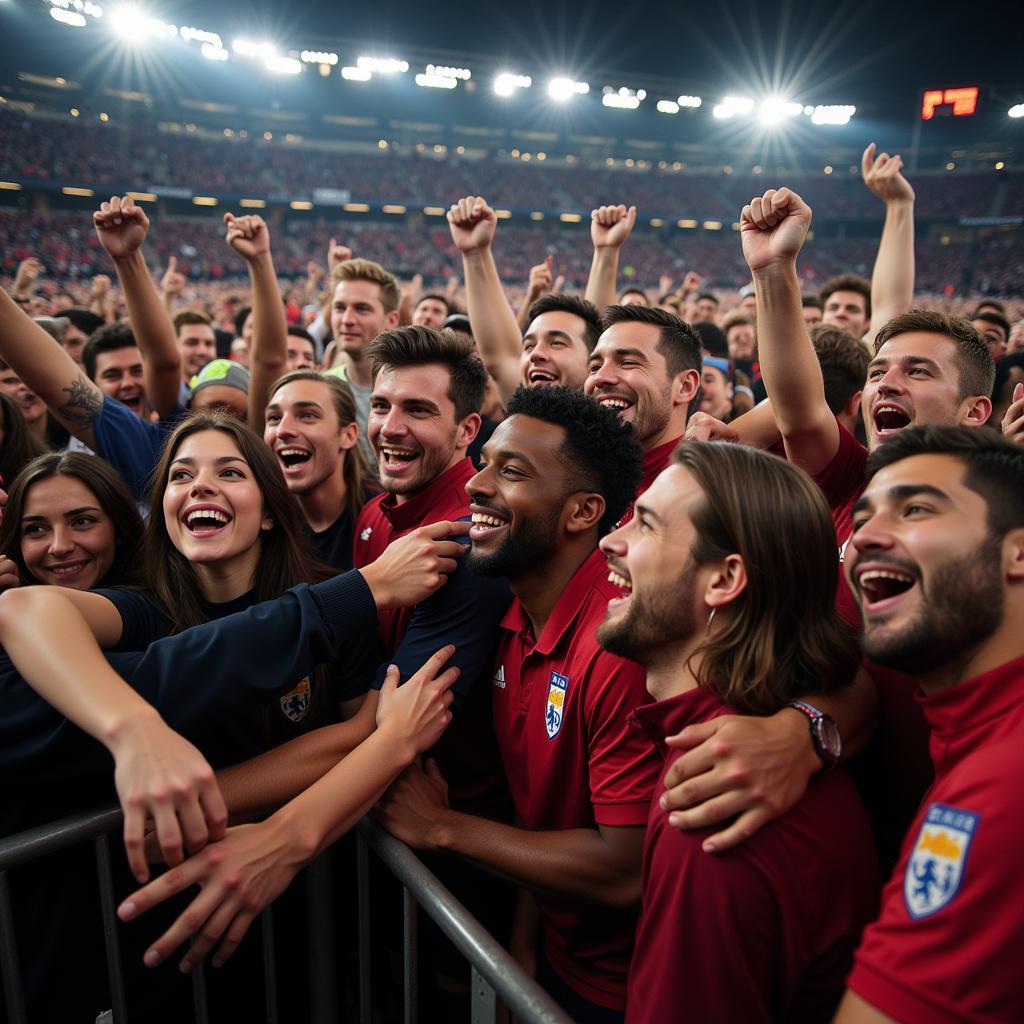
[261, 904, 279, 1024]
[94, 833, 128, 1023]
[471, 965, 497, 1024]
[403, 886, 418, 1024]
[357, 832, 372, 1024]
[0, 871, 27, 1024]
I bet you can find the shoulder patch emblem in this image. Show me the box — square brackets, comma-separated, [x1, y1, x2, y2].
[493, 664, 506, 689]
[904, 802, 979, 919]
[280, 677, 312, 723]
[545, 671, 569, 740]
[360, 526, 373, 542]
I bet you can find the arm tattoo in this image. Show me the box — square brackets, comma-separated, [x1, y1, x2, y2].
[58, 377, 103, 428]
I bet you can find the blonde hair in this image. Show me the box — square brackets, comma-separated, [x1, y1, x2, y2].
[331, 258, 400, 313]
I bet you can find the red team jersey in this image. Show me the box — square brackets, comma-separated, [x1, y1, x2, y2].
[617, 436, 681, 525]
[848, 656, 1024, 1024]
[627, 687, 878, 1024]
[490, 547, 661, 1011]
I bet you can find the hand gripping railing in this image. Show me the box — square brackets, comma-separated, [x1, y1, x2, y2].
[0, 806, 572, 1024]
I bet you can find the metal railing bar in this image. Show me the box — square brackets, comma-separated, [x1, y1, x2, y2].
[261, 904, 279, 1024]
[190, 952, 209, 1024]
[305, 853, 337, 1024]
[0, 870, 27, 1024]
[403, 886, 418, 1024]
[0, 806, 122, 871]
[94, 833, 129, 1023]
[356, 832, 372, 1024]
[470, 965, 497, 1024]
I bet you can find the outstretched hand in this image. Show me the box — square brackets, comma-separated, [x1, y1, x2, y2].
[591, 204, 637, 250]
[224, 212, 271, 262]
[861, 143, 915, 204]
[740, 187, 812, 273]
[375, 645, 458, 754]
[448, 196, 497, 254]
[93, 195, 149, 260]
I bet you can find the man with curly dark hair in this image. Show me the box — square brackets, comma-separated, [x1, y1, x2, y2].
[377, 386, 657, 1022]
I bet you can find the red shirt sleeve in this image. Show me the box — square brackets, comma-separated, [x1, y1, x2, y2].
[812, 418, 868, 543]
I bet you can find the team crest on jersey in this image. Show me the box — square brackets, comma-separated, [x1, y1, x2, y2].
[493, 665, 506, 689]
[280, 677, 312, 723]
[545, 672, 569, 740]
[904, 803, 979, 919]
[360, 526, 373, 542]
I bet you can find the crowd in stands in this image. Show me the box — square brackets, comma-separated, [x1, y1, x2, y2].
[1, 120, 1024, 1024]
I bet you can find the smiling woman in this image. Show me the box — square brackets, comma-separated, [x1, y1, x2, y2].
[0, 451, 145, 590]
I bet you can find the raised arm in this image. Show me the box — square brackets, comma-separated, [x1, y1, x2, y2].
[741, 187, 840, 475]
[0, 283, 104, 449]
[516, 256, 554, 330]
[862, 143, 916, 341]
[159, 255, 187, 313]
[94, 195, 183, 418]
[584, 204, 637, 312]
[222, 213, 288, 433]
[449, 196, 523, 404]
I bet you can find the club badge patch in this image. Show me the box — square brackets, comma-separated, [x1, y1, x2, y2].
[904, 803, 979, 919]
[545, 671, 569, 740]
[280, 677, 312, 723]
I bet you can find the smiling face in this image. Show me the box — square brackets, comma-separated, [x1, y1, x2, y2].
[698, 365, 733, 420]
[369, 363, 477, 500]
[331, 279, 398, 360]
[846, 453, 1004, 676]
[162, 430, 272, 577]
[265, 379, 358, 496]
[519, 310, 592, 391]
[177, 323, 217, 378]
[465, 414, 576, 580]
[286, 335, 317, 371]
[20, 475, 116, 590]
[93, 346, 149, 418]
[597, 464, 706, 666]
[585, 322, 680, 448]
[0, 362, 46, 427]
[861, 332, 984, 451]
[823, 289, 869, 338]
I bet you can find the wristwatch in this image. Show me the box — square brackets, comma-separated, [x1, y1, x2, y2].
[786, 700, 841, 772]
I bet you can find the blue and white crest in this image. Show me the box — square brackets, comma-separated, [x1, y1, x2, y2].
[280, 677, 312, 723]
[545, 672, 569, 740]
[904, 803, 979, 919]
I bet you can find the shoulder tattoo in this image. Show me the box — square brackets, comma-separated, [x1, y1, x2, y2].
[58, 376, 103, 428]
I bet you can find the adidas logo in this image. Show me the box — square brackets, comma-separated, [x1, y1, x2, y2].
[360, 526, 373, 542]
[493, 665, 506, 689]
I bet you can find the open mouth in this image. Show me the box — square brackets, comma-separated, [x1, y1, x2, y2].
[596, 394, 634, 415]
[605, 564, 633, 615]
[872, 404, 911, 435]
[380, 446, 419, 472]
[277, 447, 312, 470]
[528, 369, 558, 384]
[184, 507, 232, 535]
[856, 567, 916, 612]
[121, 395, 142, 411]
[46, 560, 88, 580]
[469, 504, 511, 542]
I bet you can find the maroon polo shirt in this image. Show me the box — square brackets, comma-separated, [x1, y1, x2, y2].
[628, 686, 878, 1024]
[849, 656, 1024, 1024]
[491, 547, 661, 1011]
[618, 436, 681, 525]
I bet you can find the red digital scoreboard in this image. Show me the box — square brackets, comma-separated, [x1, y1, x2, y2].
[921, 86, 980, 120]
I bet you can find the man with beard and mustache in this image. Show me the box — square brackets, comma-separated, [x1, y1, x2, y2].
[377, 386, 659, 1023]
[837, 427, 1024, 1024]
[597, 440, 877, 1023]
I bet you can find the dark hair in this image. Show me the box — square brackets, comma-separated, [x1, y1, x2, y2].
[417, 293, 452, 315]
[801, 295, 823, 311]
[0, 391, 46, 486]
[526, 295, 602, 354]
[0, 452, 145, 587]
[145, 413, 315, 633]
[504, 385, 643, 534]
[62, 307, 105, 337]
[673, 442, 859, 714]
[972, 300, 1007, 317]
[819, 273, 871, 319]
[286, 325, 315, 342]
[82, 322, 137, 382]
[601, 304, 703, 379]
[972, 310, 1011, 342]
[368, 325, 486, 422]
[233, 305, 252, 338]
[873, 310, 995, 401]
[696, 293, 719, 307]
[865, 426, 1024, 539]
[811, 324, 870, 414]
[172, 309, 213, 333]
[267, 369, 372, 523]
[692, 321, 729, 359]
[618, 287, 649, 304]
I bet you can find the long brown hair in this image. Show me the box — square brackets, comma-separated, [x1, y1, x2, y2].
[0, 391, 47, 487]
[0, 452, 145, 587]
[674, 442, 858, 714]
[145, 413, 316, 633]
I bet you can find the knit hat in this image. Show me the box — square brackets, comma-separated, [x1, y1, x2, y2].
[189, 358, 250, 397]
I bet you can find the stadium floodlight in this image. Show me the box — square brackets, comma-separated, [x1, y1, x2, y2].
[657, 100, 680, 114]
[301, 50, 338, 65]
[181, 26, 222, 47]
[811, 104, 856, 125]
[759, 97, 803, 125]
[712, 96, 754, 119]
[602, 86, 645, 110]
[1010, 104, 1024, 119]
[341, 66, 372, 81]
[415, 72, 458, 89]
[111, 7, 177, 42]
[677, 95, 702, 108]
[200, 43, 228, 61]
[427, 64, 471, 80]
[494, 72, 531, 97]
[50, 7, 87, 26]
[357, 56, 408, 74]
[233, 39, 275, 59]
[265, 56, 301, 75]
[549, 77, 589, 102]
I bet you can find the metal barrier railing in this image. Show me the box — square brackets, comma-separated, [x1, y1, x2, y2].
[0, 807, 572, 1024]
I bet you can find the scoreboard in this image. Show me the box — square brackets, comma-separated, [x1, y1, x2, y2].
[921, 86, 980, 120]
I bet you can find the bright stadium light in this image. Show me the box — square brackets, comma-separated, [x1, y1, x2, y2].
[415, 72, 457, 89]
[549, 77, 589, 102]
[341, 66, 371, 81]
[677, 95, 702, 108]
[50, 7, 87, 26]
[201, 42, 228, 60]
[181, 26, 222, 47]
[759, 97, 803, 124]
[657, 100, 679, 114]
[494, 72, 531, 97]
[301, 50, 338, 65]
[233, 38, 275, 59]
[1010, 104, 1024, 118]
[811, 104, 856, 125]
[357, 56, 408, 74]
[111, 6, 177, 42]
[602, 86, 645, 110]
[265, 55, 301, 75]
[712, 95, 754, 119]
[427, 64, 470, 80]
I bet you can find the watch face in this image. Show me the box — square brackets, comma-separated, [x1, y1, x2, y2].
[816, 717, 842, 761]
